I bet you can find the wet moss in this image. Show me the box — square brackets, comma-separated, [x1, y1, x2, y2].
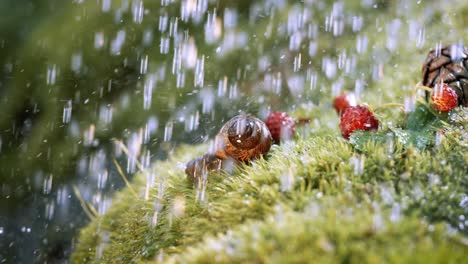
[72, 107, 467, 263]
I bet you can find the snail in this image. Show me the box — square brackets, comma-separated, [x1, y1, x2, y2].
[185, 114, 272, 182]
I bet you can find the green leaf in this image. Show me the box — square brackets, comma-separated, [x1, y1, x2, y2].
[349, 131, 390, 152]
[349, 128, 435, 152]
[391, 128, 434, 150]
[406, 103, 438, 131]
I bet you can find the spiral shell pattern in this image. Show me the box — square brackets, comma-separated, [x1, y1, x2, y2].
[214, 115, 272, 162]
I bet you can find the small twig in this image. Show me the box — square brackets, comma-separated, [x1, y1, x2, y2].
[72, 185, 96, 220]
[373, 103, 405, 112]
[112, 157, 139, 199]
[112, 138, 147, 173]
[413, 81, 433, 96]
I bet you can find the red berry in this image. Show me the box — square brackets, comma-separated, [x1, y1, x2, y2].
[339, 106, 379, 139]
[431, 83, 458, 112]
[333, 93, 356, 115]
[265, 112, 295, 144]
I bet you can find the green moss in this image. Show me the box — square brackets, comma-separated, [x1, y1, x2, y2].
[72, 106, 468, 263]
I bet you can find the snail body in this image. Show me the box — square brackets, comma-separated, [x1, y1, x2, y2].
[186, 114, 272, 182]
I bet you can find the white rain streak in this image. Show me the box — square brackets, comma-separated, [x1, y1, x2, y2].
[140, 55, 148, 74]
[126, 132, 143, 174]
[144, 117, 159, 144]
[142, 29, 153, 46]
[287, 74, 304, 98]
[386, 19, 401, 51]
[350, 155, 365, 175]
[200, 88, 214, 114]
[176, 71, 186, 88]
[293, 53, 302, 72]
[164, 121, 173, 141]
[102, 0, 111, 12]
[83, 124, 96, 147]
[194, 55, 205, 87]
[160, 37, 170, 54]
[223, 8, 237, 29]
[159, 14, 169, 32]
[94, 31, 105, 49]
[46, 64, 57, 85]
[71, 52, 82, 73]
[62, 100, 72, 124]
[182, 38, 198, 69]
[180, 0, 207, 23]
[110, 30, 126, 55]
[352, 16, 363, 32]
[97, 170, 108, 190]
[169, 17, 178, 37]
[205, 11, 222, 44]
[356, 34, 368, 54]
[132, 0, 144, 24]
[144, 74, 156, 110]
[322, 57, 337, 79]
[217, 76, 228, 97]
[99, 105, 113, 124]
[184, 111, 200, 132]
[43, 174, 53, 195]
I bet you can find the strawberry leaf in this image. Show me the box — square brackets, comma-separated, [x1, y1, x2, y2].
[406, 103, 439, 131]
[349, 128, 435, 152]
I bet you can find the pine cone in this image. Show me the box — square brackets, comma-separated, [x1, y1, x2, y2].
[422, 44, 468, 106]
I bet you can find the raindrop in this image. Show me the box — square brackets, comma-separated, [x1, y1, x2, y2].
[140, 55, 148, 74]
[194, 55, 205, 87]
[356, 34, 368, 54]
[127, 132, 142, 173]
[184, 111, 199, 132]
[143, 75, 156, 110]
[164, 121, 173, 141]
[43, 174, 53, 195]
[144, 117, 159, 144]
[94, 31, 105, 49]
[132, 0, 144, 24]
[159, 14, 168, 32]
[205, 10, 222, 44]
[142, 29, 153, 46]
[223, 8, 238, 29]
[46, 64, 57, 85]
[110, 30, 126, 55]
[200, 88, 214, 114]
[349, 155, 365, 175]
[102, 0, 111, 12]
[99, 105, 113, 124]
[83, 124, 96, 147]
[217, 76, 228, 97]
[62, 100, 72, 124]
[160, 37, 170, 54]
[45, 200, 55, 220]
[71, 52, 82, 73]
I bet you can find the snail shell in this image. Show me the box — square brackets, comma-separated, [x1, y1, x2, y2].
[213, 115, 272, 162]
[185, 153, 223, 182]
[185, 114, 272, 182]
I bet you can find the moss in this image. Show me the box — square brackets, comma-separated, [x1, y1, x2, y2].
[72, 106, 468, 263]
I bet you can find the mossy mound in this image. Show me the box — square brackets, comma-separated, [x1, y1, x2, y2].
[72, 106, 467, 263]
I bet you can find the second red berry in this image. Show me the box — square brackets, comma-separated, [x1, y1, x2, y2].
[340, 106, 379, 139]
[265, 112, 295, 144]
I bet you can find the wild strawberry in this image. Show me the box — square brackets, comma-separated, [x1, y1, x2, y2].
[333, 93, 356, 115]
[265, 112, 295, 144]
[340, 105, 379, 139]
[431, 83, 458, 112]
